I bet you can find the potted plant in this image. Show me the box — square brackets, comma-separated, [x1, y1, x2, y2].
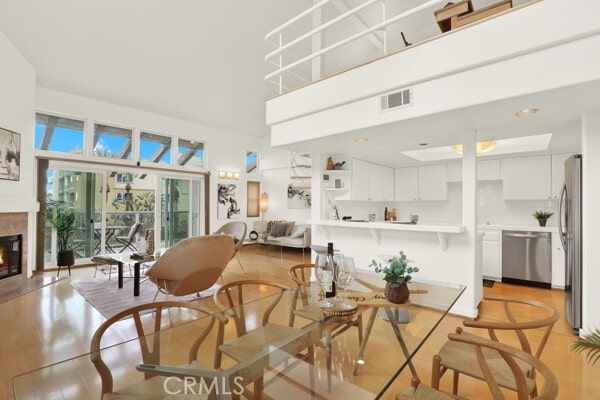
[44, 199, 77, 269]
[533, 210, 554, 227]
[370, 251, 419, 304]
[572, 327, 600, 365]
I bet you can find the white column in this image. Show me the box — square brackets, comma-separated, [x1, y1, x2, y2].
[582, 111, 600, 333]
[462, 130, 481, 316]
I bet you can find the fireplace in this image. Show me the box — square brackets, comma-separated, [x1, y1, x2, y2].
[0, 234, 22, 280]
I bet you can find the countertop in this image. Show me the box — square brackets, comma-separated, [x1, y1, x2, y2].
[309, 219, 465, 233]
[478, 223, 558, 233]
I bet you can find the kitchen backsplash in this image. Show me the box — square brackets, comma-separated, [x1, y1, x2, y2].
[331, 181, 559, 226]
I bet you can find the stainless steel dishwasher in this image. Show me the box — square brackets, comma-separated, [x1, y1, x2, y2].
[502, 230, 552, 288]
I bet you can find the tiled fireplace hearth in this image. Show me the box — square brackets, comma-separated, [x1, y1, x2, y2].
[0, 212, 28, 280]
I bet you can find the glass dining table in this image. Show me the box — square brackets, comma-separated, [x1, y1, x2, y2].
[13, 274, 464, 400]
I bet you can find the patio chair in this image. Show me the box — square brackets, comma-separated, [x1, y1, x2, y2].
[115, 222, 142, 253]
[431, 295, 559, 398]
[397, 331, 558, 400]
[90, 301, 227, 399]
[145, 234, 234, 302]
[213, 279, 317, 400]
[215, 221, 247, 272]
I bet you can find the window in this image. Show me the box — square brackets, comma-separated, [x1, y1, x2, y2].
[140, 132, 172, 165]
[247, 181, 260, 218]
[177, 138, 205, 168]
[93, 123, 133, 160]
[35, 113, 84, 154]
[246, 151, 258, 174]
[115, 172, 133, 183]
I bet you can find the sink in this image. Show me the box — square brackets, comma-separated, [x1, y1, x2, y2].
[387, 221, 415, 225]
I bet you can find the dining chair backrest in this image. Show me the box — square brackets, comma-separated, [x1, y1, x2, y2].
[288, 263, 315, 286]
[448, 332, 558, 400]
[90, 301, 219, 397]
[213, 280, 291, 337]
[464, 295, 560, 359]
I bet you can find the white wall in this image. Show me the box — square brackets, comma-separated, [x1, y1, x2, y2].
[259, 139, 311, 224]
[582, 111, 600, 333]
[0, 28, 36, 277]
[36, 87, 263, 235]
[0, 29, 36, 206]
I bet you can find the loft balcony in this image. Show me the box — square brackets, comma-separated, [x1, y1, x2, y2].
[265, 0, 600, 148]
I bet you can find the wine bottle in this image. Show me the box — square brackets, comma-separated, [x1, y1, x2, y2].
[325, 242, 336, 298]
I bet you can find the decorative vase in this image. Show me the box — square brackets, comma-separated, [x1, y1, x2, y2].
[385, 282, 410, 304]
[538, 219, 547, 227]
[57, 250, 75, 267]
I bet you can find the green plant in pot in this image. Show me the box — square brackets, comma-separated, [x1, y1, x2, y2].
[370, 251, 419, 304]
[44, 199, 77, 271]
[572, 327, 600, 365]
[533, 210, 554, 227]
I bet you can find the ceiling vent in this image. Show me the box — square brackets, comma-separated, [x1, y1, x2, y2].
[380, 88, 412, 112]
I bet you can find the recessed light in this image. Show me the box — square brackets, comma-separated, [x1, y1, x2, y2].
[515, 108, 539, 116]
[355, 137, 369, 143]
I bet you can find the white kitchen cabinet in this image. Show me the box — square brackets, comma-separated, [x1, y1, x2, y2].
[551, 153, 572, 200]
[394, 167, 418, 201]
[394, 165, 447, 201]
[481, 229, 501, 280]
[502, 155, 552, 200]
[447, 163, 462, 182]
[382, 166, 395, 201]
[368, 163, 383, 201]
[478, 159, 502, 181]
[418, 164, 448, 201]
[551, 232, 565, 288]
[351, 159, 369, 201]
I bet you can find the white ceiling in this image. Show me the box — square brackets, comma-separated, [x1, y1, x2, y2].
[0, 0, 311, 138]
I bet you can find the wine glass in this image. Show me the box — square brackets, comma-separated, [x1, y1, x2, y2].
[336, 256, 356, 309]
[332, 253, 345, 303]
[315, 254, 334, 307]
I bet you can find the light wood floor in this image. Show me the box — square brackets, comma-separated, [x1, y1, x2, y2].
[0, 245, 597, 400]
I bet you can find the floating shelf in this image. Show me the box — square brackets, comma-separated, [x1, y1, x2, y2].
[290, 176, 311, 179]
[323, 188, 350, 191]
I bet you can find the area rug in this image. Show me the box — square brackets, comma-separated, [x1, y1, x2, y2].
[70, 278, 219, 319]
[483, 279, 495, 288]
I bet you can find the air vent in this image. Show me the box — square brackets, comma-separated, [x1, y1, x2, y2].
[380, 88, 412, 112]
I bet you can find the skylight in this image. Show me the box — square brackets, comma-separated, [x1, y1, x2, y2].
[402, 134, 553, 162]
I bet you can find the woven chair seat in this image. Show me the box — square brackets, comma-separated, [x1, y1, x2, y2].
[397, 383, 467, 400]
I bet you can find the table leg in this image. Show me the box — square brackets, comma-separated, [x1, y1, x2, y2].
[352, 307, 378, 376]
[384, 307, 418, 380]
[134, 262, 141, 296]
[118, 261, 124, 289]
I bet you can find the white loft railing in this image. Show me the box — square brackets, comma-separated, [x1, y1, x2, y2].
[265, 0, 449, 94]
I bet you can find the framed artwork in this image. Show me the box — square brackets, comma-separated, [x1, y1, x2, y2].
[287, 184, 311, 209]
[0, 127, 20, 181]
[217, 183, 240, 219]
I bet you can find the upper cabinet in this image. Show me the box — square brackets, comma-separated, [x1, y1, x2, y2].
[351, 159, 370, 201]
[447, 159, 502, 182]
[352, 159, 394, 201]
[395, 164, 447, 201]
[551, 153, 571, 199]
[502, 155, 552, 200]
[394, 167, 418, 201]
[382, 166, 395, 201]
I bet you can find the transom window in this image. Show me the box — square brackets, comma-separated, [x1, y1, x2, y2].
[246, 151, 258, 174]
[93, 123, 133, 160]
[177, 139, 205, 168]
[140, 132, 172, 165]
[35, 113, 84, 154]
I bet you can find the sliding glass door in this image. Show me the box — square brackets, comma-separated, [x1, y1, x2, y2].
[44, 163, 204, 267]
[161, 177, 204, 248]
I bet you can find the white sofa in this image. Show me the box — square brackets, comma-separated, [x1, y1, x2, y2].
[252, 220, 311, 249]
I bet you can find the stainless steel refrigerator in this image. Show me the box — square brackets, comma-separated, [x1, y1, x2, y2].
[559, 154, 582, 335]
